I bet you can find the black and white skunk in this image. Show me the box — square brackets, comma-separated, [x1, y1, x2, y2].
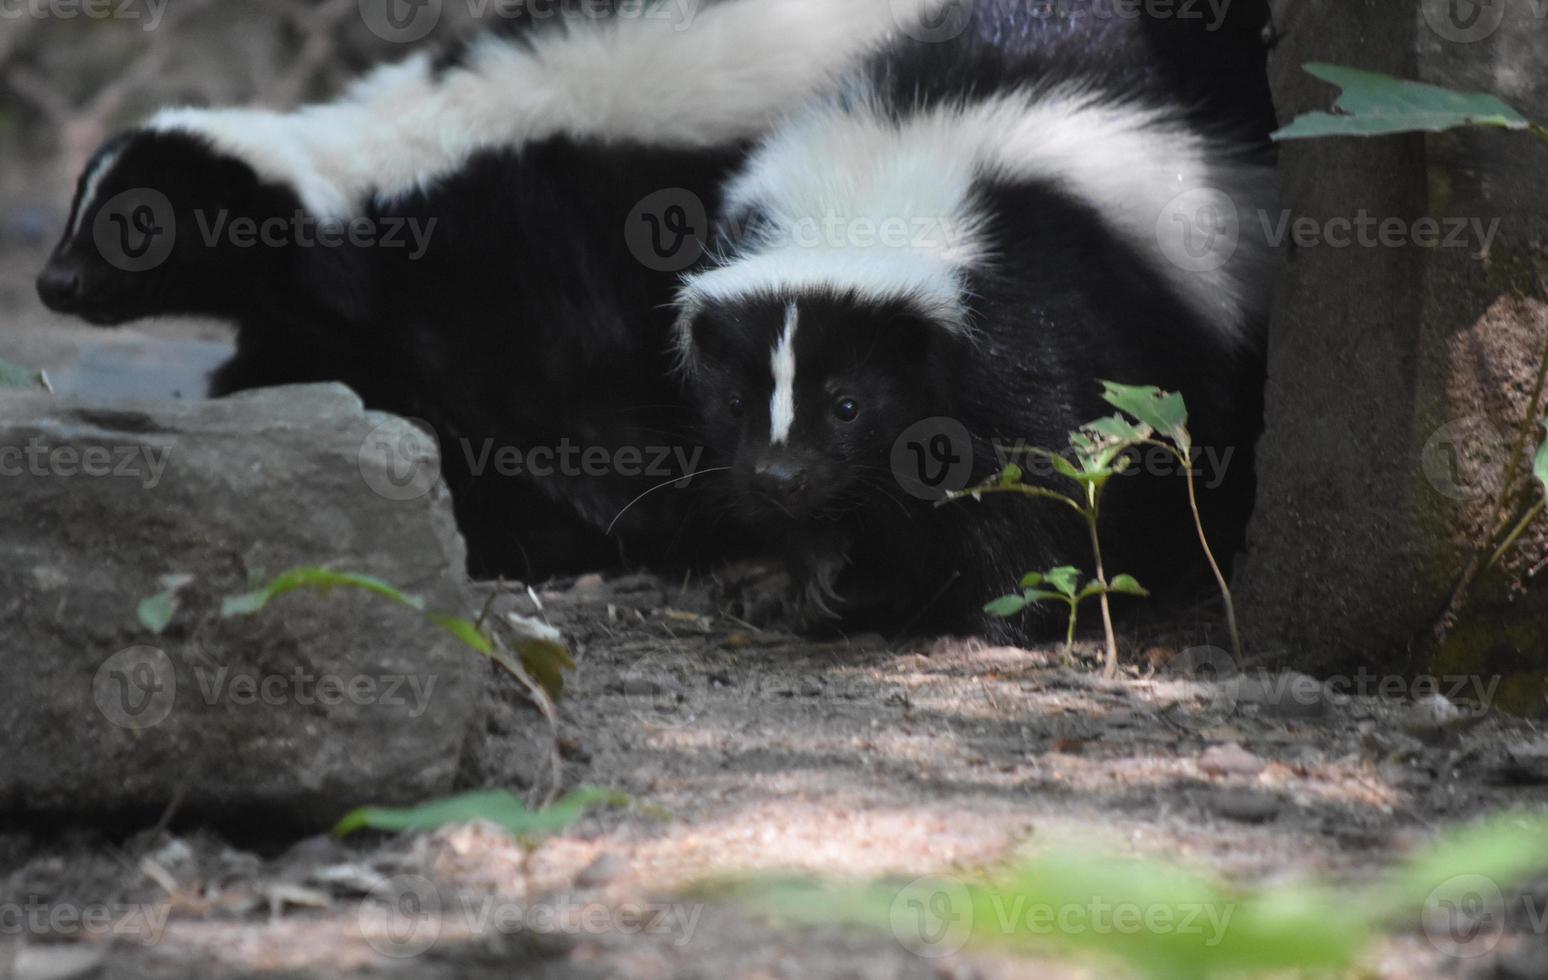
[35, 0, 950, 580]
[673, 2, 1279, 639]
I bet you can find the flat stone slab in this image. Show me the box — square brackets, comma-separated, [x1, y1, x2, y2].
[0, 383, 483, 833]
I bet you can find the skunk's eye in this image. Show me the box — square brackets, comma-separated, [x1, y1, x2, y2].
[727, 395, 746, 417]
[833, 397, 859, 423]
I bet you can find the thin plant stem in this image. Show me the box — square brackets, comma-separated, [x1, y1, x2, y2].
[1177, 446, 1243, 662]
[1085, 484, 1120, 678]
[1064, 600, 1078, 664]
[1487, 497, 1547, 570]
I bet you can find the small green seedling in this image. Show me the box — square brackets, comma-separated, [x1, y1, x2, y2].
[951, 412, 1153, 677]
[986, 566, 1149, 665]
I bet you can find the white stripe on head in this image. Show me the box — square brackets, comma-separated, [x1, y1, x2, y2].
[769, 302, 799, 446]
[68, 147, 123, 239]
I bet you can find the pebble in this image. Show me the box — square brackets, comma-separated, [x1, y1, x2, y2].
[574, 852, 630, 888]
[1199, 743, 1267, 778]
[1206, 788, 1281, 823]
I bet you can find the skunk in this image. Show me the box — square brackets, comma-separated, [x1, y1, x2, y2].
[35, 0, 950, 580]
[673, 1, 1280, 640]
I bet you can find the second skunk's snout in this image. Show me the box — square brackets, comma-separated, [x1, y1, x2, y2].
[36, 255, 85, 313]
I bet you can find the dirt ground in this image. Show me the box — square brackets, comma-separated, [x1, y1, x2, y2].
[5, 245, 1548, 979]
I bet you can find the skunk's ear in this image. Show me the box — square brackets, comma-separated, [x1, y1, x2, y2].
[883, 312, 942, 362]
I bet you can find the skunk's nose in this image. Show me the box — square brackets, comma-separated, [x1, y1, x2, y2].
[753, 459, 807, 499]
[36, 260, 83, 311]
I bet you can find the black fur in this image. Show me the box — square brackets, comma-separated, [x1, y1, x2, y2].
[678, 1, 1276, 641]
[38, 129, 747, 581]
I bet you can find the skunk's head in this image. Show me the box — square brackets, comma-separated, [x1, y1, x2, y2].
[37, 129, 288, 326]
[676, 287, 950, 523]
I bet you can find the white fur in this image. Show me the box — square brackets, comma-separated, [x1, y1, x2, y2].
[678, 84, 1277, 346]
[147, 0, 949, 219]
[68, 147, 123, 238]
[769, 302, 799, 444]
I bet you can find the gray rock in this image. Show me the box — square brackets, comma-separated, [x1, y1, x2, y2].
[0, 384, 484, 833]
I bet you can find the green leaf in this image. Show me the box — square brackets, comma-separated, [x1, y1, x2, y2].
[137, 593, 176, 634]
[1043, 566, 1081, 598]
[1274, 64, 1531, 141]
[1023, 589, 1069, 606]
[998, 463, 1024, 487]
[0, 357, 44, 390]
[1108, 574, 1150, 598]
[136, 574, 195, 635]
[1018, 571, 1045, 589]
[1100, 382, 1190, 452]
[984, 595, 1030, 618]
[334, 787, 627, 838]
[519, 634, 576, 700]
[1083, 414, 1152, 446]
[222, 567, 426, 618]
[1534, 419, 1547, 498]
[223, 567, 575, 699]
